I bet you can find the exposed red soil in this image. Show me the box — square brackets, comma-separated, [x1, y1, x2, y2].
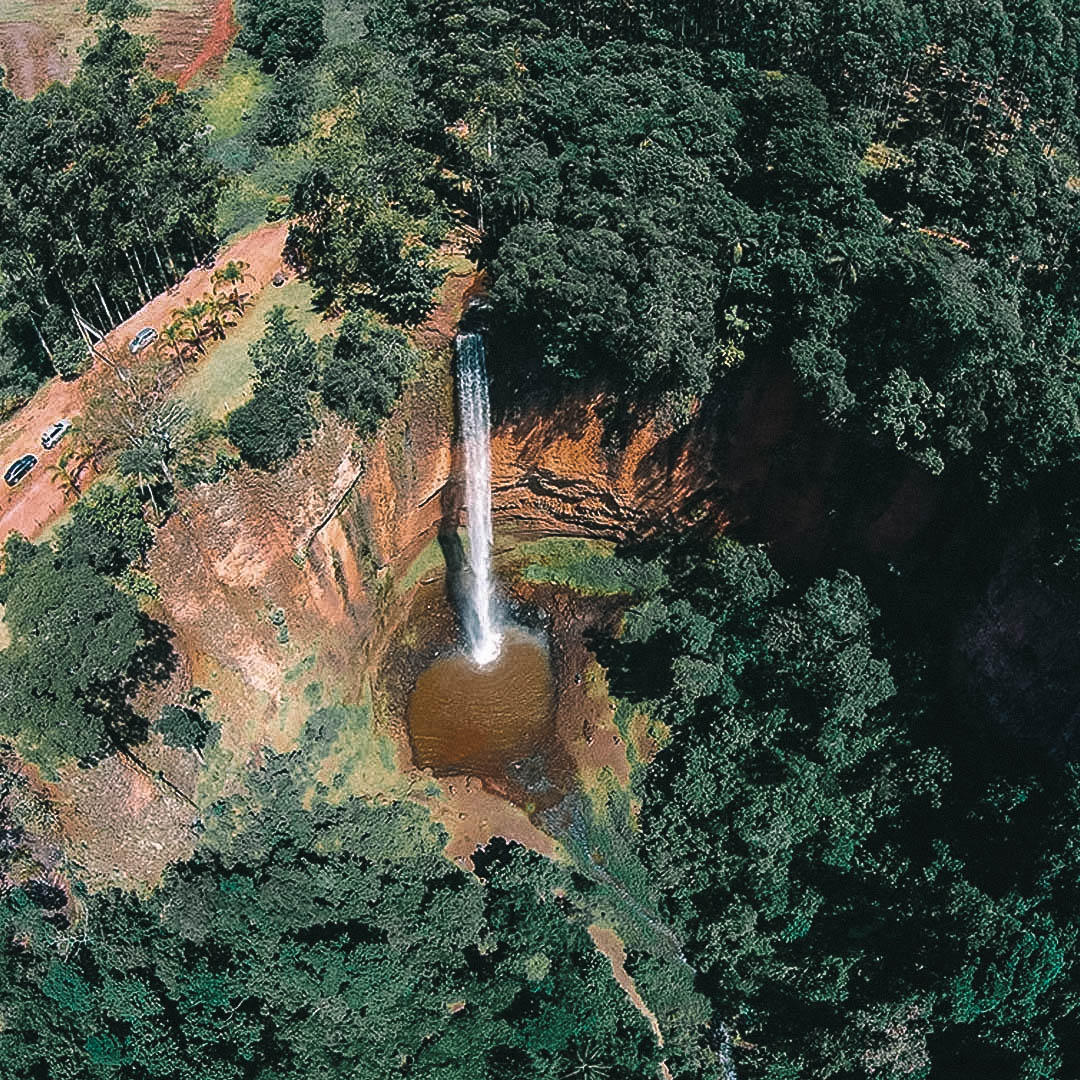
[0, 219, 291, 546]
[138, 266, 955, 870]
[425, 776, 560, 869]
[0, 1, 232, 99]
[0, 21, 67, 99]
[489, 393, 731, 543]
[174, 0, 237, 89]
[142, 269, 479, 760]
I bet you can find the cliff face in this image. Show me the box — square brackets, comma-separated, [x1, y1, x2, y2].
[150, 376, 735, 744]
[149, 279, 948, 757]
[148, 357, 456, 752]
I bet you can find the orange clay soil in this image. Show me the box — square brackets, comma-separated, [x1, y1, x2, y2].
[175, 0, 238, 89]
[0, 1, 232, 99]
[0, 21, 68, 100]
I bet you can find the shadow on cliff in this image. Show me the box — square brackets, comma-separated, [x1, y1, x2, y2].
[437, 472, 471, 636]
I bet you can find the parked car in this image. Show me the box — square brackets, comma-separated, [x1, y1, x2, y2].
[41, 418, 71, 450]
[4, 454, 38, 487]
[129, 326, 158, 354]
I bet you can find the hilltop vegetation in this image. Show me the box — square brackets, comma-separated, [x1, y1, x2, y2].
[404, 0, 1080, 501]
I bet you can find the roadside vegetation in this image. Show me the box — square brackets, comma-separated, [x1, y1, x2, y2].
[0, 7, 222, 417]
[0, 488, 166, 774]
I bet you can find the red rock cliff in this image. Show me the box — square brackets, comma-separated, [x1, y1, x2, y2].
[149, 278, 943, 753]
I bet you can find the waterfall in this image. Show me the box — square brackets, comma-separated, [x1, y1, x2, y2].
[457, 332, 502, 666]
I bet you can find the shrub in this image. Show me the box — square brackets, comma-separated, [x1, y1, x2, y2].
[227, 388, 313, 468]
[58, 484, 152, 576]
[321, 311, 417, 434]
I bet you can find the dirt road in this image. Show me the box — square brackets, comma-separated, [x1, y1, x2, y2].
[0, 219, 290, 546]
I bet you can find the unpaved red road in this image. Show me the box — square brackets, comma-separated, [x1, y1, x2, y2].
[0, 220, 290, 545]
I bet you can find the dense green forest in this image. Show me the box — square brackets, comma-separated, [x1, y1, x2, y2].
[0, 12, 222, 412]
[1, 755, 657, 1080]
[5, 0, 1080, 1078]
[604, 540, 1080, 1077]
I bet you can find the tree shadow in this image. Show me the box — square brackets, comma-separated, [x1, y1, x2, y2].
[96, 614, 180, 759]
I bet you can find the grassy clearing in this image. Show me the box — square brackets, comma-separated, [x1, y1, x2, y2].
[175, 276, 328, 419]
[195, 53, 311, 238]
[307, 696, 406, 803]
[0, 602, 10, 650]
[393, 536, 446, 596]
[197, 53, 267, 141]
[510, 538, 666, 597]
[215, 149, 310, 238]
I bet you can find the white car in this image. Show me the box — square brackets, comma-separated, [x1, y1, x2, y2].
[129, 326, 158, 354]
[41, 419, 71, 450]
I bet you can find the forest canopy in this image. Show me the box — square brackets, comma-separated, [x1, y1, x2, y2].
[397, 0, 1080, 495]
[0, 20, 221, 415]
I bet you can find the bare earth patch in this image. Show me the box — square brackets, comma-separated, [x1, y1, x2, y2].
[0, 21, 68, 99]
[0, 0, 233, 99]
[588, 925, 666, 1049]
[47, 736, 199, 894]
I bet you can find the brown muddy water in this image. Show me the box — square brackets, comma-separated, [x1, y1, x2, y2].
[407, 625, 557, 781]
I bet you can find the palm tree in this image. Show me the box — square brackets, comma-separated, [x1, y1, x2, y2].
[212, 259, 254, 317]
[172, 299, 210, 354]
[159, 320, 191, 372]
[201, 292, 231, 340]
[46, 452, 85, 502]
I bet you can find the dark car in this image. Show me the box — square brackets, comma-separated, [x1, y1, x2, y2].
[4, 454, 38, 486]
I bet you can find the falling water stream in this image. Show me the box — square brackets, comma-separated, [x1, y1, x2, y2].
[457, 333, 502, 666]
[406, 332, 557, 786]
[403, 331, 736, 1079]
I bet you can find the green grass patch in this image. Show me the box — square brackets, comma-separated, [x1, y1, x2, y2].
[195, 54, 312, 239]
[174, 277, 327, 420]
[215, 145, 312, 239]
[512, 538, 666, 597]
[198, 55, 268, 142]
[305, 699, 405, 802]
[393, 536, 446, 596]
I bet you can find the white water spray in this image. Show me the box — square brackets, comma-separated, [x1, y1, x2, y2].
[457, 333, 502, 666]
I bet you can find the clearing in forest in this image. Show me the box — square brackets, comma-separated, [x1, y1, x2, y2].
[0, 0, 233, 98]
